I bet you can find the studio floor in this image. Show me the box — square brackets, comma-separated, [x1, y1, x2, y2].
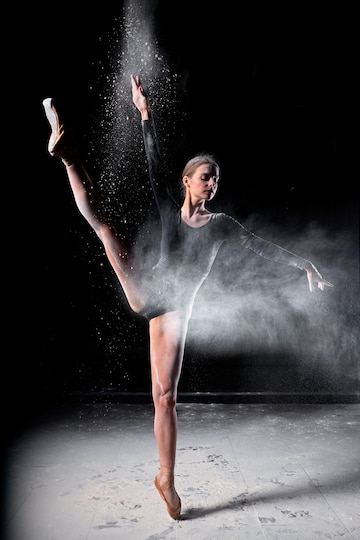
[3, 400, 360, 540]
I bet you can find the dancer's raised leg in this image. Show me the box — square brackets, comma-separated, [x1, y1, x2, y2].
[42, 98, 146, 313]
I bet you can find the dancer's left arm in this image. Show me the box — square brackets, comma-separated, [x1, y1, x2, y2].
[224, 214, 334, 293]
[302, 261, 333, 292]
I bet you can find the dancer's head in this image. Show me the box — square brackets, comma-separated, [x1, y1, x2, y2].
[181, 153, 220, 201]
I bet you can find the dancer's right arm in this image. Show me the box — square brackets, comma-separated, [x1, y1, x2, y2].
[131, 74, 171, 214]
[131, 74, 159, 180]
[131, 74, 150, 119]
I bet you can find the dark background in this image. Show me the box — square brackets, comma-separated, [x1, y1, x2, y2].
[6, 1, 359, 412]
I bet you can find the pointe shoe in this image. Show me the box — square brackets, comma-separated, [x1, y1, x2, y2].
[42, 97, 78, 165]
[154, 468, 181, 520]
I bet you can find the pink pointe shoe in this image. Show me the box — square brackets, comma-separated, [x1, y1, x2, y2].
[42, 97, 78, 165]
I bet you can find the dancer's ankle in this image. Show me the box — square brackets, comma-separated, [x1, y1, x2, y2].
[159, 467, 173, 474]
[157, 467, 175, 488]
[60, 153, 80, 167]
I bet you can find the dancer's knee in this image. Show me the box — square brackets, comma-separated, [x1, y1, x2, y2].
[153, 388, 177, 411]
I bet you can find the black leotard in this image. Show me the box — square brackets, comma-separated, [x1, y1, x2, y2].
[138, 120, 309, 320]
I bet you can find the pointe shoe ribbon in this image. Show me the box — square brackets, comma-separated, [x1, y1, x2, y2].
[154, 473, 181, 520]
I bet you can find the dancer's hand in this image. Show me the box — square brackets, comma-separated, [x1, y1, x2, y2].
[131, 74, 150, 120]
[305, 262, 334, 292]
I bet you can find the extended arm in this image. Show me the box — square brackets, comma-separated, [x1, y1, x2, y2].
[303, 261, 333, 292]
[228, 215, 334, 292]
[248, 230, 332, 291]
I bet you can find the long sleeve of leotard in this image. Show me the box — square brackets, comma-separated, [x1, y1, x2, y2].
[141, 119, 172, 213]
[223, 214, 310, 271]
[243, 229, 310, 270]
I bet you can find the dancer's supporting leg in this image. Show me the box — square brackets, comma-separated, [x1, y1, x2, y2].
[150, 310, 190, 519]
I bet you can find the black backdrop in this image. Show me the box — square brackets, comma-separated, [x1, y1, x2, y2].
[6, 1, 359, 408]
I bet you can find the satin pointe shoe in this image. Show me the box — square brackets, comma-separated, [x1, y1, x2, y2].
[42, 97, 78, 165]
[154, 467, 181, 520]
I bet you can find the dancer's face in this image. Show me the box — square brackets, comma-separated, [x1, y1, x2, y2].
[183, 163, 219, 201]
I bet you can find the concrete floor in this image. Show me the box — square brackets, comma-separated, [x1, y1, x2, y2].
[3, 401, 360, 540]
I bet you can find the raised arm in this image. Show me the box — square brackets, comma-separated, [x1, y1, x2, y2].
[131, 74, 150, 120]
[131, 74, 173, 215]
